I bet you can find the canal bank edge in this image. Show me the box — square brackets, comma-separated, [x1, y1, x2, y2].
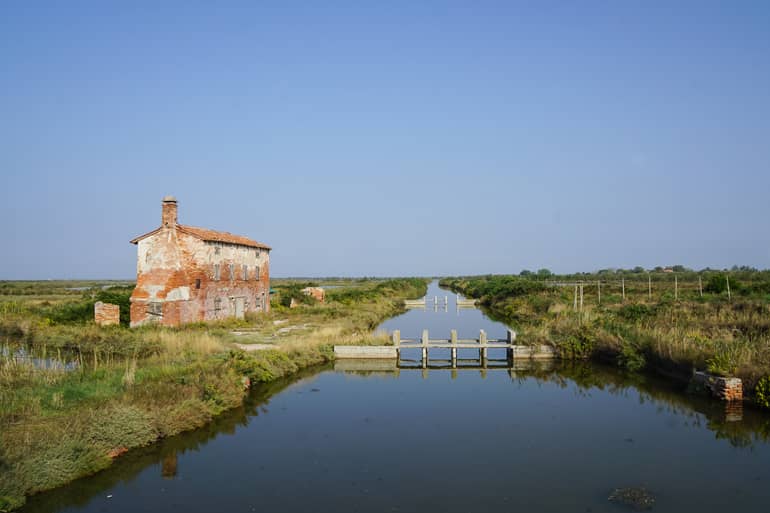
[439, 276, 760, 407]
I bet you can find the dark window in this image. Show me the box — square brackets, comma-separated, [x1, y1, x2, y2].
[215, 246, 221, 255]
[147, 302, 162, 317]
[229, 264, 235, 281]
[214, 264, 220, 281]
[214, 297, 222, 312]
[242, 265, 248, 281]
[255, 265, 260, 279]
[195, 279, 201, 289]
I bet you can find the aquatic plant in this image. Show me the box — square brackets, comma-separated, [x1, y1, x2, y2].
[755, 376, 770, 409]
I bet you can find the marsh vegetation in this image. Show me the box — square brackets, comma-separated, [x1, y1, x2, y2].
[0, 278, 427, 511]
[441, 269, 770, 400]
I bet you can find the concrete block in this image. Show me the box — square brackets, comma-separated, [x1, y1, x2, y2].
[334, 345, 397, 359]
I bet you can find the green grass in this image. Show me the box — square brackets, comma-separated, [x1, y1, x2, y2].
[441, 272, 770, 397]
[0, 277, 428, 511]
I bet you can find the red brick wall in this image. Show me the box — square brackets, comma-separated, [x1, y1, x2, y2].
[94, 301, 120, 326]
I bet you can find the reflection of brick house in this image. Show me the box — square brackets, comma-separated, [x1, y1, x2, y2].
[129, 196, 270, 327]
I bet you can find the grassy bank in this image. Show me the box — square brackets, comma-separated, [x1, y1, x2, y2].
[0, 277, 428, 511]
[441, 272, 770, 402]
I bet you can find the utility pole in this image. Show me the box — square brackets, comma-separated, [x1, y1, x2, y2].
[699, 276, 703, 297]
[726, 275, 731, 301]
[622, 277, 626, 301]
[675, 275, 678, 301]
[597, 280, 601, 305]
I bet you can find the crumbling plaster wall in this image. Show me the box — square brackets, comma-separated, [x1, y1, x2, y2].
[130, 229, 270, 327]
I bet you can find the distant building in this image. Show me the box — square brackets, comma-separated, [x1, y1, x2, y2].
[129, 196, 271, 327]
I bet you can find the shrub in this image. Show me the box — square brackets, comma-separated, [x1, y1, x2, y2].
[562, 325, 595, 359]
[705, 275, 728, 294]
[618, 343, 646, 372]
[617, 304, 655, 322]
[755, 376, 770, 409]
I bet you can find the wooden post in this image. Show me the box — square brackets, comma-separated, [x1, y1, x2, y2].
[421, 329, 429, 366]
[479, 329, 487, 363]
[699, 276, 703, 297]
[506, 329, 517, 343]
[579, 284, 584, 312]
[450, 329, 458, 344]
[622, 278, 625, 301]
[675, 276, 678, 300]
[573, 285, 578, 311]
[726, 275, 731, 301]
[648, 273, 652, 299]
[597, 280, 601, 305]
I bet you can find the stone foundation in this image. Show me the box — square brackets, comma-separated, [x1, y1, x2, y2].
[692, 371, 743, 401]
[95, 301, 120, 326]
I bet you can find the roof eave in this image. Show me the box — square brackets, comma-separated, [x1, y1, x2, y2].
[129, 227, 162, 245]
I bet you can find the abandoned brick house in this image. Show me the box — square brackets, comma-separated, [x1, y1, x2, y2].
[129, 196, 271, 327]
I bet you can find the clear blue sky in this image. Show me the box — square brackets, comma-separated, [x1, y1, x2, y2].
[2, 1, 769, 279]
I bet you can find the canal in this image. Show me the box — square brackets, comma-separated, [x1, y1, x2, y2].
[18, 282, 770, 513]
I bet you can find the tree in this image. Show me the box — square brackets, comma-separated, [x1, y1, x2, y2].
[519, 270, 533, 277]
[536, 268, 553, 278]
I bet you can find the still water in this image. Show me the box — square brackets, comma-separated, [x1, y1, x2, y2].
[377, 280, 509, 339]
[19, 282, 770, 513]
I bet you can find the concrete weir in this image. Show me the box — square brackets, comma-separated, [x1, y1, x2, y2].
[334, 346, 397, 359]
[334, 329, 558, 368]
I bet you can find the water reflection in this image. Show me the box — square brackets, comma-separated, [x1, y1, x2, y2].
[377, 280, 511, 339]
[1, 343, 79, 371]
[19, 361, 770, 513]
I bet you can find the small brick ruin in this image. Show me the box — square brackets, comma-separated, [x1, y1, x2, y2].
[95, 301, 120, 326]
[692, 371, 743, 401]
[302, 287, 325, 303]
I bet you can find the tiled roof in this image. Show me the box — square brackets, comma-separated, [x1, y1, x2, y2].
[178, 225, 271, 249]
[130, 224, 271, 250]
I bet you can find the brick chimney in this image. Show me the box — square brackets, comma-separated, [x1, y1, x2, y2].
[162, 196, 178, 228]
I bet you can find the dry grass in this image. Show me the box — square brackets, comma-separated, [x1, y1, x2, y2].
[155, 331, 226, 358]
